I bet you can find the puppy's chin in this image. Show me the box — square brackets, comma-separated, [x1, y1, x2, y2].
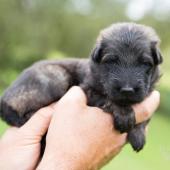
[110, 95, 145, 106]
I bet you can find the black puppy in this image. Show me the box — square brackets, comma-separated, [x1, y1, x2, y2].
[0, 23, 162, 152]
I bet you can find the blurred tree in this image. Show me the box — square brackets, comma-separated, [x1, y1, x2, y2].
[0, 0, 169, 113]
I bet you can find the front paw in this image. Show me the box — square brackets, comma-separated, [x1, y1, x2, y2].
[127, 127, 145, 152]
[114, 113, 136, 133]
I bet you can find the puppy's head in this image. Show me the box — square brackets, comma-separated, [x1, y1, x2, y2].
[90, 23, 162, 106]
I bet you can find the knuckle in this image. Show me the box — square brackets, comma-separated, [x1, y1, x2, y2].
[143, 107, 150, 119]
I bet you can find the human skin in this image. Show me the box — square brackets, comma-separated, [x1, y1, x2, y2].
[0, 106, 53, 170]
[0, 87, 160, 170]
[37, 87, 160, 170]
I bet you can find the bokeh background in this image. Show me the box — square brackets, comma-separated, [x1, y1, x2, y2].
[0, 0, 170, 169]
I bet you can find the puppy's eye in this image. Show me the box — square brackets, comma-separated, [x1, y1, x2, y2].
[140, 55, 154, 67]
[142, 61, 153, 67]
[101, 54, 118, 64]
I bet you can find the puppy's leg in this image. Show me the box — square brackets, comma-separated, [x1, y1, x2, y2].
[0, 62, 71, 126]
[113, 106, 136, 133]
[103, 103, 136, 133]
[127, 120, 149, 152]
[104, 103, 148, 152]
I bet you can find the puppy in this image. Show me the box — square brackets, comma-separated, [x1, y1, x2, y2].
[0, 23, 162, 152]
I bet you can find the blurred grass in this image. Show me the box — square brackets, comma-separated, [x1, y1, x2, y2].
[0, 121, 8, 136]
[103, 113, 170, 170]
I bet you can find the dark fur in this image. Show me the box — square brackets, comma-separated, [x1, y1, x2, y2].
[0, 23, 162, 152]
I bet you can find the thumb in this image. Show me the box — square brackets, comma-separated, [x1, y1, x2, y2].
[19, 107, 53, 138]
[54, 86, 87, 108]
[133, 90, 160, 124]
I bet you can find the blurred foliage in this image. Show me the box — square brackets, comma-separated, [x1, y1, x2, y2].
[0, 0, 170, 114]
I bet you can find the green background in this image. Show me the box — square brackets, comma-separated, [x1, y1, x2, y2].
[0, 0, 170, 170]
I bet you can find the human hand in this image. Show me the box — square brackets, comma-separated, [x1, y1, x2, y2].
[0, 106, 54, 170]
[37, 86, 160, 170]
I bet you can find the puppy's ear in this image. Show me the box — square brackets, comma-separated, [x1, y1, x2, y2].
[91, 43, 103, 63]
[151, 41, 163, 65]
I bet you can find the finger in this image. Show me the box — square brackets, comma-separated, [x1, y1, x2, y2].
[133, 91, 160, 124]
[54, 86, 87, 108]
[20, 107, 53, 137]
[5, 127, 18, 133]
[1, 127, 18, 138]
[117, 133, 127, 147]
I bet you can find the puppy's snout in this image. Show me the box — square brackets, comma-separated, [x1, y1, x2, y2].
[120, 87, 134, 95]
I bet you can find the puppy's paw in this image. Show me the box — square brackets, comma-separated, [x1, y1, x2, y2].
[0, 99, 29, 127]
[127, 127, 146, 152]
[114, 112, 135, 133]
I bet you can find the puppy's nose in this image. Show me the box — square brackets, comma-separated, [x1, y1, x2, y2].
[120, 87, 134, 95]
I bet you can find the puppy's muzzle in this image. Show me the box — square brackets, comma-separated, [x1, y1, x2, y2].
[113, 83, 143, 105]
